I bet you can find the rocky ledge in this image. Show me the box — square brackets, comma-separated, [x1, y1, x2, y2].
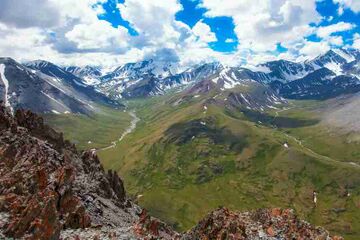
[183, 207, 343, 240]
[0, 102, 342, 240]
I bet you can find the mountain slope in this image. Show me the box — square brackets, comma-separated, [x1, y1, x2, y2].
[0, 58, 100, 114]
[64, 65, 102, 85]
[271, 68, 360, 100]
[97, 92, 360, 239]
[0, 58, 121, 114]
[0, 103, 177, 239]
[258, 60, 315, 83]
[25, 60, 116, 107]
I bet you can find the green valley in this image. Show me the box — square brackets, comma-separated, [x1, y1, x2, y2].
[44, 91, 360, 239]
[43, 105, 132, 150]
[105, 91, 360, 239]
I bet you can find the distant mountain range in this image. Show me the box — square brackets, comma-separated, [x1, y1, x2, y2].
[0, 58, 119, 114]
[0, 48, 360, 113]
[94, 48, 360, 101]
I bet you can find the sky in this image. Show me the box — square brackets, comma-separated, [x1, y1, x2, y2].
[0, 0, 359, 68]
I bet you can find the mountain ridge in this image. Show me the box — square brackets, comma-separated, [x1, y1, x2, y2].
[1, 48, 360, 114]
[0, 58, 121, 114]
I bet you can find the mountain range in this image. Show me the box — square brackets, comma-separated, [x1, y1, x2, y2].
[1, 48, 360, 239]
[1, 48, 360, 114]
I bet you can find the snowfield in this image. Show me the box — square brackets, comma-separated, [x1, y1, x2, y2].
[0, 64, 12, 111]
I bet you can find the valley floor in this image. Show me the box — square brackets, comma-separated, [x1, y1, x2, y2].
[44, 94, 360, 239]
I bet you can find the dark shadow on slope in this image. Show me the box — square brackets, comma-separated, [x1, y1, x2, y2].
[164, 118, 247, 153]
[226, 109, 319, 128]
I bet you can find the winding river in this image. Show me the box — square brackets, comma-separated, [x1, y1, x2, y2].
[97, 111, 140, 151]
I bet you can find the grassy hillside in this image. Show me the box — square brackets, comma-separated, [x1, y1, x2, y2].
[95, 93, 360, 239]
[43, 92, 360, 239]
[43, 105, 132, 150]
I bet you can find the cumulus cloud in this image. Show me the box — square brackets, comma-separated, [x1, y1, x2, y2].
[353, 33, 360, 49]
[327, 36, 344, 46]
[192, 20, 217, 43]
[144, 48, 180, 62]
[299, 40, 330, 58]
[0, 0, 134, 67]
[200, 0, 320, 52]
[333, 0, 360, 14]
[0, 0, 60, 28]
[0, 0, 357, 68]
[117, 0, 185, 47]
[65, 20, 129, 51]
[316, 22, 355, 38]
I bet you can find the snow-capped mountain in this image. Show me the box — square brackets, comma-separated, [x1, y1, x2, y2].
[161, 62, 224, 90]
[97, 59, 184, 99]
[64, 66, 102, 85]
[181, 66, 287, 111]
[270, 64, 360, 100]
[258, 60, 315, 83]
[2, 48, 359, 112]
[94, 48, 360, 101]
[101, 59, 181, 82]
[0, 58, 118, 114]
[25, 60, 88, 87]
[342, 59, 360, 78]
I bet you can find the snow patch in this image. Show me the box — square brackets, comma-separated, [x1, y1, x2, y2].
[246, 65, 272, 74]
[0, 64, 13, 112]
[333, 49, 355, 63]
[41, 91, 68, 109]
[240, 93, 250, 105]
[212, 77, 219, 84]
[324, 62, 342, 75]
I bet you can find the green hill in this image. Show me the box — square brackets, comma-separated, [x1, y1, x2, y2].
[44, 91, 360, 239]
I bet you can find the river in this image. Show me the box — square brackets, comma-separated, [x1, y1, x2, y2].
[97, 111, 140, 151]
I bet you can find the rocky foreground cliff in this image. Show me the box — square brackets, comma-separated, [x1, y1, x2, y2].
[0, 102, 343, 240]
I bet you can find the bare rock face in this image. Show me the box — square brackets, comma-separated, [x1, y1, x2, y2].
[182, 207, 343, 240]
[0, 103, 177, 239]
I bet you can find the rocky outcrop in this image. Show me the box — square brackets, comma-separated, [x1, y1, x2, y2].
[0, 103, 176, 239]
[0, 103, 343, 239]
[182, 207, 343, 240]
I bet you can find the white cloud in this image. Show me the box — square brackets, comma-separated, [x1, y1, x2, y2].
[299, 40, 330, 58]
[65, 20, 129, 50]
[117, 0, 184, 46]
[353, 33, 360, 49]
[192, 20, 217, 43]
[316, 22, 355, 38]
[50, 0, 108, 25]
[328, 36, 344, 46]
[0, 0, 135, 67]
[0, 0, 356, 69]
[200, 0, 320, 52]
[225, 38, 236, 43]
[333, 0, 360, 13]
[0, 0, 60, 28]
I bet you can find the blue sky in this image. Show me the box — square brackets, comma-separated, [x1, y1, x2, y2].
[98, 0, 360, 54]
[0, 0, 359, 67]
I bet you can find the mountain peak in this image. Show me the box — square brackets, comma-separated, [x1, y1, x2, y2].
[0, 57, 18, 65]
[25, 59, 57, 69]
